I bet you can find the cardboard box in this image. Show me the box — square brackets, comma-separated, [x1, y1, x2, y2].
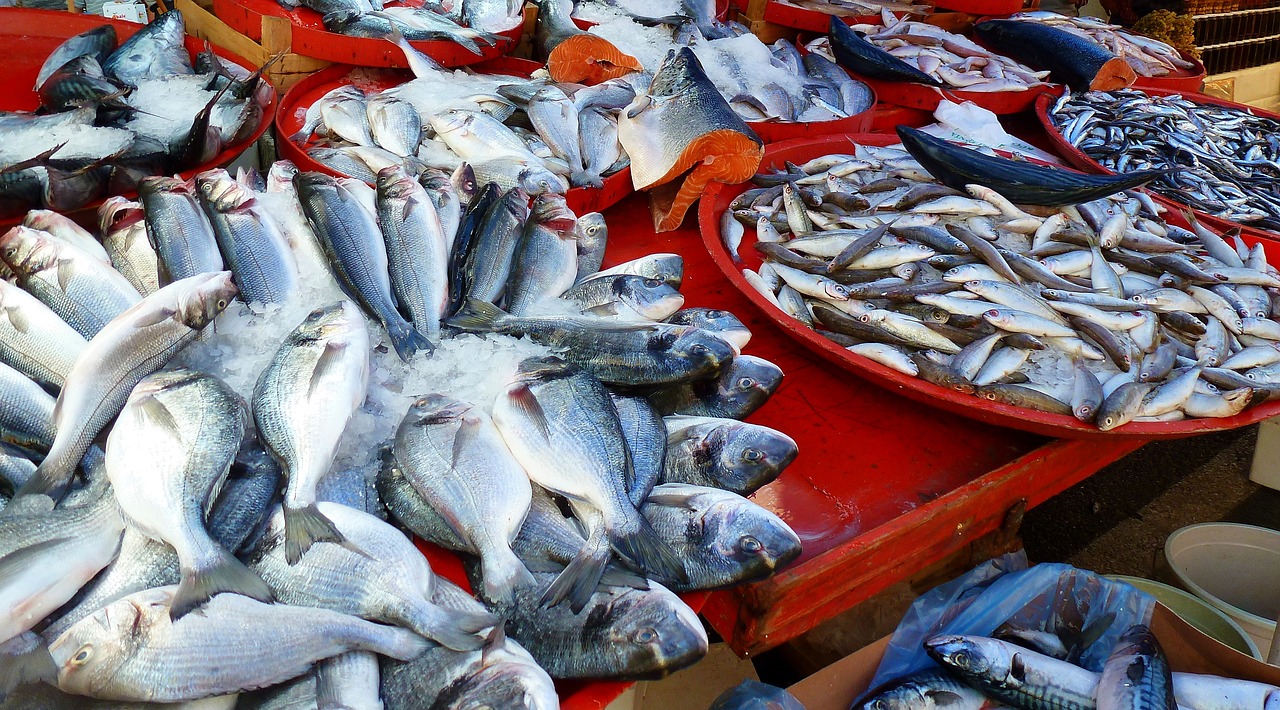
[789, 605, 1280, 710]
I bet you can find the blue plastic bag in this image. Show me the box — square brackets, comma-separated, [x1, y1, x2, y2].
[868, 553, 1155, 689]
[709, 680, 805, 710]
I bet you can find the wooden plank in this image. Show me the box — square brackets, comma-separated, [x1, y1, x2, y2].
[177, 0, 268, 64]
[702, 436, 1145, 657]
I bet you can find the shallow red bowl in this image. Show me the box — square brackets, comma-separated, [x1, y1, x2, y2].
[1034, 87, 1280, 245]
[212, 0, 521, 68]
[697, 135, 1280, 439]
[275, 60, 633, 215]
[0, 8, 276, 228]
[763, 0, 880, 33]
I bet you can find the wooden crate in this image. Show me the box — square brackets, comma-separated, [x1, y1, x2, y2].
[738, 0, 801, 43]
[176, 0, 331, 91]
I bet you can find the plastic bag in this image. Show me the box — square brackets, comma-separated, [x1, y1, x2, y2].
[868, 554, 1155, 689]
[708, 680, 805, 710]
[921, 100, 1064, 165]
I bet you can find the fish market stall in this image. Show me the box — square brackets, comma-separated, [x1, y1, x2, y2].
[211, 0, 524, 68]
[0, 10, 275, 225]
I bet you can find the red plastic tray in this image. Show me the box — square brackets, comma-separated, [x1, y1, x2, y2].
[1131, 50, 1205, 92]
[275, 61, 634, 215]
[762, 0, 880, 33]
[0, 8, 276, 227]
[697, 135, 1280, 439]
[211, 0, 521, 68]
[1034, 87, 1280, 244]
[584, 190, 1143, 657]
[570, 0, 729, 29]
[931, 0, 1021, 15]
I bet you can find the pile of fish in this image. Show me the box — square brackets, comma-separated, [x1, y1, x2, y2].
[770, 0, 931, 21]
[0, 153, 802, 706]
[723, 126, 1280, 431]
[808, 13, 1051, 93]
[1048, 89, 1280, 232]
[862, 623, 1279, 710]
[1005, 11, 1199, 78]
[293, 35, 632, 193]
[972, 19, 1137, 92]
[1, 12, 272, 218]
[551, 0, 875, 123]
[287, 0, 523, 48]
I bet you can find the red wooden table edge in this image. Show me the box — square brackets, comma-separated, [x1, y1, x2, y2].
[703, 435, 1145, 656]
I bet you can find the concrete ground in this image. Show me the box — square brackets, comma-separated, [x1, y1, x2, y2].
[1021, 424, 1280, 577]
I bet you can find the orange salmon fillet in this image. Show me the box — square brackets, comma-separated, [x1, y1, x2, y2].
[547, 35, 644, 85]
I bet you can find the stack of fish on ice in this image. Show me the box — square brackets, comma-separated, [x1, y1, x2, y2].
[765, 0, 931, 22]
[0, 12, 272, 218]
[807, 13, 1052, 94]
[559, 0, 875, 123]
[1002, 12, 1199, 78]
[863, 623, 1278, 710]
[284, 0, 524, 49]
[292, 34, 634, 194]
[721, 126, 1280, 431]
[0, 154, 802, 707]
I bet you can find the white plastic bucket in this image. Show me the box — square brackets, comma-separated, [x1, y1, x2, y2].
[1165, 522, 1280, 659]
[1106, 575, 1262, 660]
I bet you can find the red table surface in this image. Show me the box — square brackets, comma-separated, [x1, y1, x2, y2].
[595, 192, 1144, 657]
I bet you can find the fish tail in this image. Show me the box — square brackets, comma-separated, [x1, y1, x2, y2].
[367, 624, 433, 662]
[171, 546, 274, 620]
[612, 515, 689, 587]
[283, 502, 346, 565]
[387, 318, 434, 361]
[480, 550, 536, 607]
[0, 633, 55, 697]
[410, 600, 495, 651]
[571, 171, 604, 190]
[9, 461, 72, 506]
[540, 537, 611, 613]
[445, 298, 508, 332]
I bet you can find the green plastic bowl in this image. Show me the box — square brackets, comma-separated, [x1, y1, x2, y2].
[1107, 575, 1263, 660]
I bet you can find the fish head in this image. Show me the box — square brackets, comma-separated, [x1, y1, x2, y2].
[438, 653, 559, 710]
[196, 170, 251, 211]
[704, 492, 802, 575]
[664, 329, 735, 375]
[639, 254, 683, 289]
[597, 584, 708, 677]
[419, 167, 452, 193]
[515, 164, 568, 197]
[449, 163, 477, 203]
[137, 175, 191, 199]
[649, 47, 705, 99]
[513, 355, 574, 383]
[714, 424, 798, 492]
[171, 271, 238, 329]
[20, 209, 77, 236]
[52, 587, 175, 697]
[572, 213, 608, 252]
[716, 354, 783, 403]
[405, 392, 474, 426]
[295, 300, 365, 342]
[923, 635, 1004, 680]
[618, 278, 684, 320]
[0, 226, 59, 275]
[667, 309, 751, 353]
[429, 108, 476, 138]
[860, 678, 937, 710]
[97, 196, 144, 234]
[266, 160, 299, 193]
[375, 164, 417, 198]
[532, 194, 576, 233]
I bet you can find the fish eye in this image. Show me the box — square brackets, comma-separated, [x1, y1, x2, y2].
[309, 308, 324, 318]
[216, 299, 228, 310]
[743, 447, 763, 463]
[953, 651, 970, 668]
[70, 645, 93, 665]
[736, 377, 757, 390]
[707, 310, 724, 318]
[1103, 416, 1115, 426]
[632, 627, 658, 644]
[644, 278, 662, 288]
[690, 344, 710, 355]
[740, 535, 762, 553]
[415, 397, 430, 407]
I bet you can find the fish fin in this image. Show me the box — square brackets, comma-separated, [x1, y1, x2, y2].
[583, 302, 623, 317]
[599, 565, 650, 590]
[1078, 611, 1115, 650]
[133, 306, 178, 328]
[136, 394, 180, 438]
[503, 382, 550, 441]
[9, 464, 71, 506]
[539, 528, 610, 613]
[378, 626, 433, 662]
[309, 340, 352, 398]
[3, 306, 29, 334]
[479, 551, 536, 607]
[445, 298, 507, 332]
[170, 546, 274, 619]
[1126, 657, 1148, 683]
[928, 691, 967, 708]
[0, 537, 73, 584]
[282, 502, 346, 565]
[387, 319, 434, 362]
[417, 603, 494, 651]
[611, 516, 689, 587]
[56, 259, 76, 292]
[624, 95, 652, 120]
[1009, 653, 1028, 682]
[641, 489, 701, 508]
[0, 144, 65, 175]
[571, 171, 604, 189]
[0, 633, 55, 697]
